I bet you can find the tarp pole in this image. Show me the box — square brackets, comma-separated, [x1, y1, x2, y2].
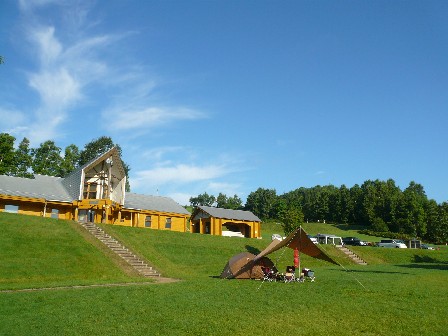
[298, 226, 301, 274]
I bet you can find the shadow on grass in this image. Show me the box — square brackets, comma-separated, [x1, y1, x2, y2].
[395, 255, 448, 270]
[396, 263, 448, 271]
[413, 255, 448, 264]
[327, 268, 411, 275]
[245, 245, 261, 255]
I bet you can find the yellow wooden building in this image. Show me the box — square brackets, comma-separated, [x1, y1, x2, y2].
[0, 147, 190, 232]
[190, 205, 261, 238]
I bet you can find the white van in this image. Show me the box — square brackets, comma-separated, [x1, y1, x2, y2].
[377, 239, 407, 248]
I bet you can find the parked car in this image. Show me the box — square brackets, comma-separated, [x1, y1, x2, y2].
[421, 244, 435, 250]
[342, 237, 369, 246]
[377, 239, 407, 248]
[307, 235, 319, 244]
[272, 233, 284, 241]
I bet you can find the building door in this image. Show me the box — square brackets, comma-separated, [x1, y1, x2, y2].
[88, 210, 95, 222]
[78, 210, 87, 223]
[245, 225, 251, 238]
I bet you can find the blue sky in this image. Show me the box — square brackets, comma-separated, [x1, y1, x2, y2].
[1, 0, 447, 205]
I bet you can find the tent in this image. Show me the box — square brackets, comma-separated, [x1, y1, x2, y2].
[220, 252, 277, 279]
[220, 226, 337, 279]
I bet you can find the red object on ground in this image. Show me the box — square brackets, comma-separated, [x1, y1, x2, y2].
[294, 248, 299, 268]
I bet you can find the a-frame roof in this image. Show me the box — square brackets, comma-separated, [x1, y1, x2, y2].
[61, 147, 125, 200]
[193, 205, 261, 222]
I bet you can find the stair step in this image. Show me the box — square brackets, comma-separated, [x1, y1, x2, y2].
[336, 245, 367, 265]
[79, 221, 162, 277]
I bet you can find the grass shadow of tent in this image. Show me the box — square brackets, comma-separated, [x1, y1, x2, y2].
[245, 245, 261, 255]
[220, 226, 337, 280]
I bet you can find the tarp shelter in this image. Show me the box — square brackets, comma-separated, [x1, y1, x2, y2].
[220, 226, 337, 279]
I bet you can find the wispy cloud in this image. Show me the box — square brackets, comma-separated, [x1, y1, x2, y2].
[13, 5, 111, 144]
[132, 164, 229, 187]
[140, 146, 186, 161]
[129, 149, 248, 205]
[7, 1, 204, 145]
[29, 68, 81, 110]
[207, 182, 242, 197]
[19, 0, 59, 11]
[105, 106, 206, 131]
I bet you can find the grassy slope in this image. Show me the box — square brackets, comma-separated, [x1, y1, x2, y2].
[0, 212, 145, 290]
[1, 213, 448, 335]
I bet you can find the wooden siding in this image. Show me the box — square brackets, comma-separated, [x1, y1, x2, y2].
[117, 210, 187, 232]
[0, 196, 74, 220]
[0, 195, 187, 232]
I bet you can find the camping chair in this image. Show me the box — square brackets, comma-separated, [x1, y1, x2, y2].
[284, 266, 296, 283]
[302, 268, 315, 282]
[262, 267, 277, 282]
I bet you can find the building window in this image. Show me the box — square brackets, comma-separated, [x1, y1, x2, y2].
[83, 182, 98, 199]
[5, 204, 19, 213]
[165, 218, 172, 229]
[145, 216, 152, 228]
[51, 209, 59, 219]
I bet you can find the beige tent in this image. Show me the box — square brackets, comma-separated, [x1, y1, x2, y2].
[220, 226, 337, 279]
[220, 252, 277, 279]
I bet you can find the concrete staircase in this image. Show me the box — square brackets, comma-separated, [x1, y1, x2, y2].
[79, 221, 161, 277]
[336, 245, 368, 265]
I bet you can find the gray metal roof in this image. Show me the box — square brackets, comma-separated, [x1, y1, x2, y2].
[196, 206, 261, 222]
[61, 167, 83, 200]
[0, 174, 73, 202]
[124, 193, 190, 215]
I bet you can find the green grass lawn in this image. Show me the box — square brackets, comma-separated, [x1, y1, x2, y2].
[0, 212, 146, 290]
[1, 213, 448, 335]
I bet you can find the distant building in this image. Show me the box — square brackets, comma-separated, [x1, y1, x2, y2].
[190, 205, 261, 238]
[0, 147, 190, 232]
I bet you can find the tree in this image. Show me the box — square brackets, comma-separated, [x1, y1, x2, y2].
[59, 144, 80, 177]
[244, 188, 277, 220]
[424, 199, 441, 243]
[189, 192, 216, 207]
[216, 193, 227, 208]
[216, 193, 243, 209]
[436, 202, 448, 244]
[13, 137, 33, 178]
[371, 217, 389, 232]
[78, 136, 115, 166]
[79, 136, 131, 191]
[349, 184, 363, 225]
[0, 133, 16, 175]
[334, 185, 351, 224]
[392, 182, 427, 236]
[272, 197, 288, 220]
[280, 207, 304, 235]
[31, 141, 63, 176]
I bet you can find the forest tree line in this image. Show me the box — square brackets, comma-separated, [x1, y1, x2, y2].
[190, 180, 448, 244]
[0, 133, 131, 191]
